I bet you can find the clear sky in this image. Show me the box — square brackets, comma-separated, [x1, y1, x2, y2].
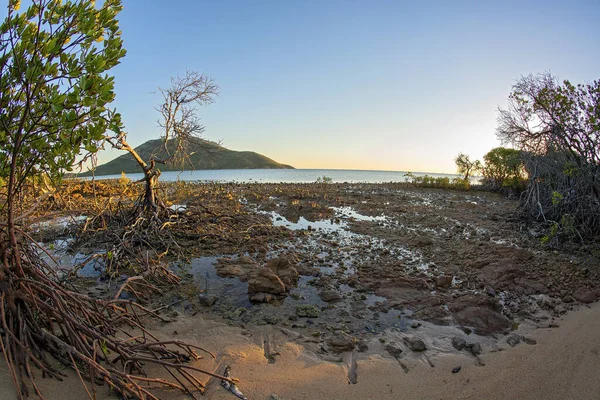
[21, 1, 600, 173]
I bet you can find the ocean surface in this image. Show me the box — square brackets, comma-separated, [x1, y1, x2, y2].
[86, 169, 461, 184]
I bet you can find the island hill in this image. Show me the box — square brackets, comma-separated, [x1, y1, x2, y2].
[81, 138, 294, 176]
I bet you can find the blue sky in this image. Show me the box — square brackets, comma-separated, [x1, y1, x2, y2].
[14, 1, 600, 172]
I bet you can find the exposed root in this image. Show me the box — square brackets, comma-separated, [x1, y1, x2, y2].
[0, 236, 231, 399]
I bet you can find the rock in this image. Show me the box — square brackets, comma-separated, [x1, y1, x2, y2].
[436, 275, 453, 289]
[452, 366, 462, 373]
[197, 294, 217, 307]
[460, 326, 472, 335]
[248, 268, 287, 296]
[296, 304, 320, 318]
[404, 337, 427, 352]
[385, 344, 403, 358]
[357, 340, 369, 352]
[326, 333, 355, 353]
[319, 289, 342, 303]
[263, 315, 280, 325]
[451, 337, 466, 351]
[266, 257, 300, 289]
[411, 321, 422, 329]
[522, 336, 537, 345]
[562, 295, 575, 303]
[572, 289, 600, 304]
[506, 334, 521, 347]
[249, 292, 275, 303]
[486, 287, 496, 297]
[215, 256, 257, 280]
[469, 342, 482, 355]
[454, 306, 511, 335]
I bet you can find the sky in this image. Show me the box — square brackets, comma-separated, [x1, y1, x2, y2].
[12, 0, 600, 173]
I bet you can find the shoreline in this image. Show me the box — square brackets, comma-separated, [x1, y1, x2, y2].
[2, 301, 599, 400]
[8, 181, 600, 399]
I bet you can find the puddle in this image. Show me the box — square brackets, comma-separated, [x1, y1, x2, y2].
[332, 206, 387, 223]
[268, 212, 348, 233]
[183, 257, 252, 308]
[32, 215, 88, 231]
[38, 239, 104, 278]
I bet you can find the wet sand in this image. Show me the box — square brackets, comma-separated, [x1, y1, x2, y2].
[2, 301, 598, 400]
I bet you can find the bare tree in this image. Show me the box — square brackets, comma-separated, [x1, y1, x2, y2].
[107, 70, 218, 213]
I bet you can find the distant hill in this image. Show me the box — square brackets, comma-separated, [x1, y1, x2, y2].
[81, 138, 294, 176]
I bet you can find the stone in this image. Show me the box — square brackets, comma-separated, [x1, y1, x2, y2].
[469, 342, 482, 355]
[411, 321, 422, 329]
[404, 337, 427, 352]
[249, 292, 275, 303]
[248, 268, 286, 296]
[326, 333, 355, 353]
[572, 289, 599, 304]
[296, 304, 320, 318]
[454, 306, 511, 335]
[562, 295, 575, 303]
[263, 315, 279, 325]
[357, 340, 369, 353]
[522, 336, 537, 345]
[436, 275, 453, 289]
[319, 289, 342, 303]
[266, 257, 299, 289]
[506, 334, 521, 347]
[197, 294, 217, 307]
[451, 337, 466, 351]
[385, 344, 403, 358]
[452, 366, 462, 373]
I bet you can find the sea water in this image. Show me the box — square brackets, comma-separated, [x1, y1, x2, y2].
[84, 168, 462, 184]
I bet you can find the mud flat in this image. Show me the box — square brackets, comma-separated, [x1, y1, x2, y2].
[6, 182, 600, 399]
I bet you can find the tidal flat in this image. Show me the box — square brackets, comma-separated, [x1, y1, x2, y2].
[18, 180, 600, 399]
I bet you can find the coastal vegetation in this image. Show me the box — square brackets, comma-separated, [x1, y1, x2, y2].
[0, 1, 228, 398]
[0, 0, 597, 398]
[103, 70, 218, 214]
[497, 73, 600, 241]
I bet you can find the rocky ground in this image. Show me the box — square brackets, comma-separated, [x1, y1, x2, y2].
[35, 182, 600, 373]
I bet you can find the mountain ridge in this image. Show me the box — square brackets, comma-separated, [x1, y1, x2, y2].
[80, 138, 294, 176]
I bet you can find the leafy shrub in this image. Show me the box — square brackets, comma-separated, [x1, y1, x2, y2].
[315, 175, 333, 184]
[481, 147, 527, 192]
[405, 173, 471, 190]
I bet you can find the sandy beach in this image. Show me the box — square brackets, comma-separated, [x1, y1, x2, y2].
[1, 301, 599, 400]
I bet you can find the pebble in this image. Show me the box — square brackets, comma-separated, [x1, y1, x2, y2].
[451, 337, 466, 351]
[468, 342, 482, 355]
[404, 337, 427, 352]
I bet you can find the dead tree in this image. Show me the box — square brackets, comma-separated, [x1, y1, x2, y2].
[108, 71, 218, 215]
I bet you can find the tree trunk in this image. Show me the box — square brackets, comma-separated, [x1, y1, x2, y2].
[143, 168, 160, 213]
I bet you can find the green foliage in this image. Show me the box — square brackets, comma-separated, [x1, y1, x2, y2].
[315, 175, 333, 184]
[454, 153, 482, 181]
[0, 0, 126, 192]
[551, 191, 563, 206]
[481, 147, 527, 191]
[405, 172, 471, 190]
[118, 171, 130, 187]
[497, 73, 600, 238]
